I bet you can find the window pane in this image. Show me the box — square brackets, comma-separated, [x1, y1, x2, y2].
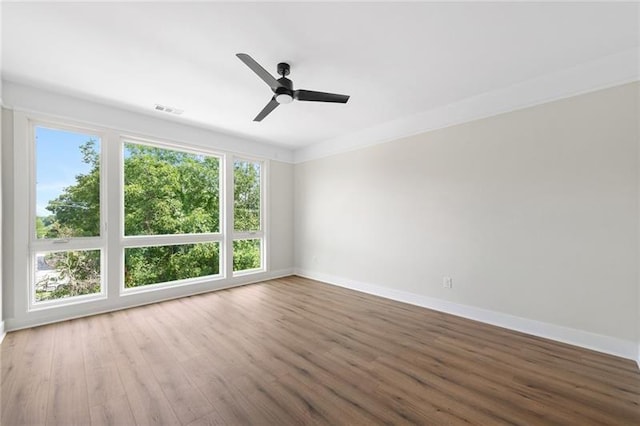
[35, 127, 101, 239]
[35, 250, 101, 302]
[125, 242, 220, 288]
[233, 239, 261, 272]
[234, 160, 261, 232]
[124, 143, 220, 236]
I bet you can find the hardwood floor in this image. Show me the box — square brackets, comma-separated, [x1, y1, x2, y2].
[2, 275, 639, 425]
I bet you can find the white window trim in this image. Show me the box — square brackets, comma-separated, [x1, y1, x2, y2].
[119, 136, 226, 294]
[23, 117, 110, 311]
[231, 155, 267, 276]
[11, 110, 270, 317]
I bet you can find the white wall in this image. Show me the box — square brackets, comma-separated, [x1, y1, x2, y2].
[0, 3, 4, 341]
[637, 80, 640, 367]
[269, 160, 295, 272]
[295, 82, 639, 358]
[0, 114, 3, 341]
[0, 113, 3, 340]
[1, 109, 12, 327]
[1, 88, 295, 330]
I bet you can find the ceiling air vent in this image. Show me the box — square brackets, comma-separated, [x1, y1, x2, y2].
[154, 104, 184, 115]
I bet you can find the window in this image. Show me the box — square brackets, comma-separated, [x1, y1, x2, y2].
[233, 159, 264, 273]
[31, 125, 105, 305]
[122, 140, 222, 290]
[124, 243, 220, 288]
[234, 159, 261, 232]
[233, 239, 261, 271]
[23, 117, 268, 311]
[34, 250, 101, 302]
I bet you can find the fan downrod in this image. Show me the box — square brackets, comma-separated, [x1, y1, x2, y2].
[277, 62, 290, 77]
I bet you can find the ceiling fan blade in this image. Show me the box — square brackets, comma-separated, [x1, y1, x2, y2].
[236, 53, 282, 91]
[294, 90, 350, 103]
[254, 97, 279, 122]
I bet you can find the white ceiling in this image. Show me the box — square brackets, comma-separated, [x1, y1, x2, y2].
[2, 2, 639, 150]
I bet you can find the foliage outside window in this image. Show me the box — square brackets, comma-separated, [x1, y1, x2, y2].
[124, 144, 220, 236]
[234, 160, 261, 232]
[233, 160, 263, 273]
[125, 243, 220, 288]
[233, 239, 261, 272]
[123, 142, 221, 288]
[35, 250, 101, 302]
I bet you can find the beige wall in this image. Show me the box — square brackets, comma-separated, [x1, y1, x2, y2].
[1, 109, 12, 324]
[0, 0, 3, 335]
[636, 5, 640, 367]
[0, 106, 3, 338]
[269, 160, 295, 271]
[295, 82, 639, 344]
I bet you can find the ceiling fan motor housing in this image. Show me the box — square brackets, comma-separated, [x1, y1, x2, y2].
[276, 76, 293, 90]
[277, 62, 291, 77]
[275, 76, 294, 102]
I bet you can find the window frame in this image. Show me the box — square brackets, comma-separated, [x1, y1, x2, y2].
[119, 136, 225, 295]
[231, 155, 267, 276]
[27, 119, 108, 310]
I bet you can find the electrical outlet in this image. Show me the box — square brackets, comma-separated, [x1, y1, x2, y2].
[443, 276, 453, 289]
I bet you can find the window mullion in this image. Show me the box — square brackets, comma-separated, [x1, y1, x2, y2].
[261, 160, 268, 272]
[106, 131, 121, 299]
[224, 154, 234, 278]
[232, 231, 265, 240]
[122, 233, 223, 248]
[31, 238, 104, 252]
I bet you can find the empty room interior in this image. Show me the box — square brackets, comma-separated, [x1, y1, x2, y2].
[1, 2, 640, 425]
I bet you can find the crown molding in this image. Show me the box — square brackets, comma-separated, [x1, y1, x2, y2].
[294, 48, 640, 164]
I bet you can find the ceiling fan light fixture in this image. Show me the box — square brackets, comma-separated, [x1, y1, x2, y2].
[275, 93, 293, 104]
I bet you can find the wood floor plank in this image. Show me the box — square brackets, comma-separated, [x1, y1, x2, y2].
[1, 325, 55, 426]
[1, 275, 639, 425]
[88, 395, 137, 426]
[1, 327, 30, 414]
[184, 408, 228, 426]
[45, 320, 91, 426]
[100, 310, 182, 425]
[112, 343, 182, 425]
[81, 316, 128, 410]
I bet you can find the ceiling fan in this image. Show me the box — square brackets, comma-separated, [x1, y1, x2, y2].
[236, 53, 350, 122]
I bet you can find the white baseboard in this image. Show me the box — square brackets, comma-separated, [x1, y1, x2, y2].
[295, 269, 637, 362]
[0, 321, 5, 344]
